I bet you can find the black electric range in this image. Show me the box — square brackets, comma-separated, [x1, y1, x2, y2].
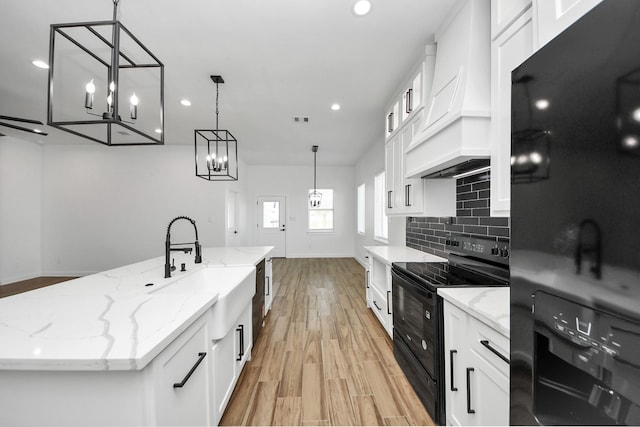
[391, 235, 509, 425]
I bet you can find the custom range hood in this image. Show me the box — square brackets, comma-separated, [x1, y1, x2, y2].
[405, 0, 491, 179]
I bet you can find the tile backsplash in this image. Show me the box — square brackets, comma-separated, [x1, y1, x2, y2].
[406, 171, 510, 258]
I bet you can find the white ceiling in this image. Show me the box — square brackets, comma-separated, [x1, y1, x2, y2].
[0, 0, 455, 166]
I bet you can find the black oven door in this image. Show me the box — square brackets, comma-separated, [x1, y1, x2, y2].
[391, 267, 437, 378]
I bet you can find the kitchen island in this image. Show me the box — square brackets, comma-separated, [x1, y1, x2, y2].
[0, 246, 272, 426]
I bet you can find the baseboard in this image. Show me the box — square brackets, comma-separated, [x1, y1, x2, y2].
[354, 256, 368, 269]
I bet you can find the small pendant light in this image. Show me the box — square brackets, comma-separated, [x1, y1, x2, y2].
[309, 145, 322, 207]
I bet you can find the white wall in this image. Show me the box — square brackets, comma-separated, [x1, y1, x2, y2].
[0, 137, 42, 284]
[41, 144, 227, 275]
[247, 165, 355, 258]
[353, 138, 397, 266]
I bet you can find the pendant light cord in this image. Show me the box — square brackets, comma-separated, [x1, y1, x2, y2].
[215, 81, 219, 131]
[313, 149, 317, 191]
[112, 0, 119, 21]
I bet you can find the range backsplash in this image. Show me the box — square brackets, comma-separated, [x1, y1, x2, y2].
[406, 171, 510, 259]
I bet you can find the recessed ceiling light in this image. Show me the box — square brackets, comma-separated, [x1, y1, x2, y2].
[331, 103, 341, 111]
[180, 99, 191, 107]
[155, 128, 162, 134]
[32, 60, 49, 69]
[353, 0, 372, 16]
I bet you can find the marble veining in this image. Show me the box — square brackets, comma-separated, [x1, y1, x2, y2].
[438, 287, 510, 337]
[364, 245, 447, 265]
[0, 246, 272, 372]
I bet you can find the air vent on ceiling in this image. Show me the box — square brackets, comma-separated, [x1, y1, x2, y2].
[293, 117, 310, 123]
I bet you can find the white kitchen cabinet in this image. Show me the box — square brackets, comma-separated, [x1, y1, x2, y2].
[443, 300, 510, 426]
[533, 0, 602, 49]
[365, 253, 372, 308]
[385, 101, 400, 137]
[367, 250, 393, 337]
[385, 135, 398, 212]
[211, 301, 252, 425]
[490, 4, 534, 216]
[264, 257, 274, 313]
[151, 314, 211, 426]
[491, 0, 531, 39]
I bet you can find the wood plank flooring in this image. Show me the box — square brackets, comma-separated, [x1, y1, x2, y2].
[0, 276, 77, 298]
[220, 258, 435, 426]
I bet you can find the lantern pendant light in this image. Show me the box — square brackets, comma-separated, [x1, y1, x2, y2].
[194, 75, 239, 181]
[309, 145, 322, 207]
[47, 0, 164, 146]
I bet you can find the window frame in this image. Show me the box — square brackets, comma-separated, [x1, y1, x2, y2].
[357, 183, 365, 235]
[307, 188, 335, 233]
[374, 171, 388, 243]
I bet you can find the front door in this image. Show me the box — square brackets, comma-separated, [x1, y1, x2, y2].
[256, 195, 286, 257]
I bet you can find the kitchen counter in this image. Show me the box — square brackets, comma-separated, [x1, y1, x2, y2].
[0, 246, 272, 371]
[438, 287, 510, 337]
[364, 245, 447, 265]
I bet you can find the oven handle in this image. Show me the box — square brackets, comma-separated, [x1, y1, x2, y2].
[391, 267, 433, 294]
[480, 340, 510, 365]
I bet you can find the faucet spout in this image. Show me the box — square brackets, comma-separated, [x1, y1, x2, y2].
[164, 216, 203, 278]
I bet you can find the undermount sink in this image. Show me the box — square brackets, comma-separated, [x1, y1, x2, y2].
[198, 266, 256, 339]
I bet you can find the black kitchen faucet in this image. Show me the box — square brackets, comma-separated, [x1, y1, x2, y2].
[164, 216, 202, 278]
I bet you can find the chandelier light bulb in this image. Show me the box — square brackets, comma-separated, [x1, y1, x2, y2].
[85, 79, 96, 109]
[130, 93, 139, 106]
[106, 93, 113, 107]
[109, 81, 115, 92]
[130, 92, 139, 119]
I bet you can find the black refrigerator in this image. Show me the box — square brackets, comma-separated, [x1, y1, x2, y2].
[510, 1, 640, 424]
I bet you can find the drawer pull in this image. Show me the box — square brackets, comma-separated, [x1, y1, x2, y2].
[387, 291, 391, 314]
[366, 271, 370, 289]
[480, 340, 510, 364]
[450, 350, 458, 391]
[237, 325, 245, 361]
[266, 276, 270, 296]
[373, 300, 382, 311]
[173, 352, 207, 388]
[466, 367, 475, 414]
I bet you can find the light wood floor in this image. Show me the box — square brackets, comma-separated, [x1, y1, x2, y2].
[0, 276, 77, 298]
[220, 258, 436, 426]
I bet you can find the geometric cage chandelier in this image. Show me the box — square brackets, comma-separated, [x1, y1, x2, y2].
[47, 0, 164, 146]
[194, 75, 238, 181]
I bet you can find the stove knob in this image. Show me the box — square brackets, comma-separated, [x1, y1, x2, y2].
[500, 248, 510, 258]
[491, 247, 500, 256]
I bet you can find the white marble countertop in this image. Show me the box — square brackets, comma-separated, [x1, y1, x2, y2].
[0, 246, 273, 372]
[363, 245, 447, 265]
[438, 287, 510, 338]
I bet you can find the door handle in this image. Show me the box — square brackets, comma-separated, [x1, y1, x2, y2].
[173, 352, 207, 388]
[450, 350, 458, 391]
[466, 367, 475, 414]
[480, 340, 510, 364]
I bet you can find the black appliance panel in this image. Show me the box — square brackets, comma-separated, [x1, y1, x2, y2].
[393, 332, 438, 420]
[533, 292, 640, 425]
[392, 268, 437, 377]
[510, 1, 640, 424]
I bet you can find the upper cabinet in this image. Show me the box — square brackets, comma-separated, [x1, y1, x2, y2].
[533, 0, 603, 49]
[490, 0, 534, 217]
[383, 45, 456, 217]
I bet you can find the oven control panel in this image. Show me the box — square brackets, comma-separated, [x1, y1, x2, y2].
[445, 235, 510, 262]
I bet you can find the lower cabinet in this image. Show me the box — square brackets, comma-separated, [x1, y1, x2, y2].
[264, 257, 274, 313]
[443, 300, 509, 426]
[366, 251, 393, 338]
[151, 314, 211, 426]
[211, 302, 252, 425]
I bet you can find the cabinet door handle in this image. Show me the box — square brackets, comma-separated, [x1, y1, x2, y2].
[466, 367, 475, 414]
[480, 340, 510, 364]
[405, 184, 412, 207]
[236, 325, 245, 361]
[373, 300, 382, 311]
[406, 88, 413, 114]
[450, 350, 458, 391]
[387, 190, 393, 209]
[266, 276, 270, 296]
[173, 352, 207, 388]
[387, 291, 391, 314]
[388, 112, 394, 133]
[366, 271, 370, 289]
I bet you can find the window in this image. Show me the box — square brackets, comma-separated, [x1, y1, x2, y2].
[308, 189, 334, 231]
[262, 201, 280, 228]
[357, 183, 365, 234]
[374, 171, 388, 241]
